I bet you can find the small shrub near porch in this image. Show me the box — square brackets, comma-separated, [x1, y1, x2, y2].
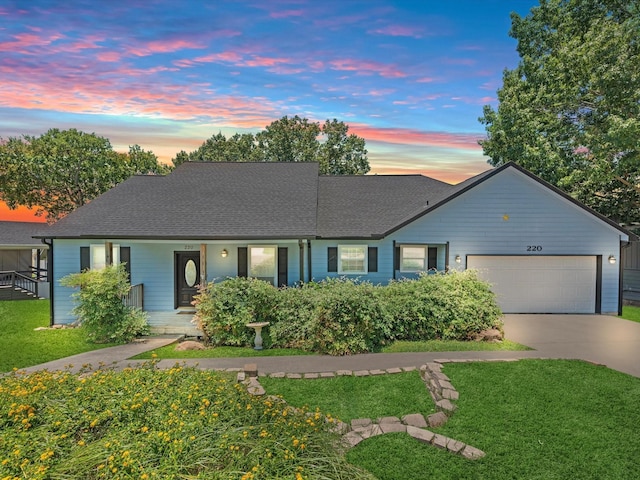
[61, 263, 149, 343]
[193, 270, 502, 355]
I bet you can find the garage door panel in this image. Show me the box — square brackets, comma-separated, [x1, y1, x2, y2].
[467, 256, 596, 314]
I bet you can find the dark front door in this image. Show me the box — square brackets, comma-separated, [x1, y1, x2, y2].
[175, 252, 200, 308]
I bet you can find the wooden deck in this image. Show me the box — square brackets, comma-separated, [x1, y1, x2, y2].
[146, 310, 203, 337]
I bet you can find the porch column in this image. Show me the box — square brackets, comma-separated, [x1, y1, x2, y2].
[200, 244, 207, 287]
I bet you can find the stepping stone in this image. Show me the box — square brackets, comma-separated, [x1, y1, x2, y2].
[380, 422, 407, 434]
[320, 372, 335, 378]
[354, 370, 370, 377]
[370, 369, 386, 375]
[402, 413, 428, 428]
[402, 366, 417, 372]
[461, 445, 486, 460]
[269, 372, 286, 378]
[243, 363, 258, 377]
[446, 439, 466, 454]
[386, 367, 402, 374]
[351, 418, 372, 429]
[377, 416, 401, 424]
[336, 370, 352, 376]
[303, 373, 319, 379]
[427, 411, 448, 428]
[442, 388, 459, 400]
[285, 373, 302, 379]
[436, 399, 457, 412]
[342, 431, 364, 448]
[406, 425, 435, 444]
[357, 424, 383, 439]
[432, 434, 448, 449]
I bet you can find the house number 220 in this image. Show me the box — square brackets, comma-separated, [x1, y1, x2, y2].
[526, 245, 542, 251]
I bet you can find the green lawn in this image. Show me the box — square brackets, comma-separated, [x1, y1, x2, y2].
[261, 371, 436, 422]
[0, 300, 115, 372]
[134, 338, 530, 359]
[622, 305, 640, 323]
[346, 359, 640, 480]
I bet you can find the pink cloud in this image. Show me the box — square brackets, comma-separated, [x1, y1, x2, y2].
[368, 25, 423, 38]
[0, 32, 64, 53]
[97, 51, 121, 62]
[270, 9, 304, 19]
[129, 39, 206, 57]
[329, 58, 407, 78]
[349, 124, 483, 151]
[416, 77, 435, 83]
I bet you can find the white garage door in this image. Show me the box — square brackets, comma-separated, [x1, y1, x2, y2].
[467, 256, 596, 314]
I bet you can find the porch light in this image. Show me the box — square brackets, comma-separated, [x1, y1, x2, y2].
[221, 249, 228, 258]
[608, 255, 616, 264]
[455, 255, 461, 264]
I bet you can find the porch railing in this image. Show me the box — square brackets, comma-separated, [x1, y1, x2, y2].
[123, 283, 144, 309]
[0, 270, 39, 299]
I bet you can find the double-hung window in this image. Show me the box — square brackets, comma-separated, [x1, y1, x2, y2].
[400, 245, 427, 272]
[248, 246, 277, 285]
[90, 244, 120, 270]
[338, 245, 367, 274]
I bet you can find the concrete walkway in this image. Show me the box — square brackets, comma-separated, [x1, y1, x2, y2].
[18, 314, 640, 378]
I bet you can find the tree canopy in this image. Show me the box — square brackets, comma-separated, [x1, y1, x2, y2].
[479, 0, 640, 225]
[0, 128, 169, 222]
[173, 116, 370, 175]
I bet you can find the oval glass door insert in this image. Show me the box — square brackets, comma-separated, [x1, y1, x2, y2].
[184, 259, 197, 287]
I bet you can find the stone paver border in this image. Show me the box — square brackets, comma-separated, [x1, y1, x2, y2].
[232, 359, 529, 461]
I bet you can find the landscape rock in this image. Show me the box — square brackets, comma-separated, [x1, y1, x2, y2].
[175, 340, 206, 351]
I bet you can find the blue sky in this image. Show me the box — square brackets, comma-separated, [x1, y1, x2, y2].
[0, 0, 537, 201]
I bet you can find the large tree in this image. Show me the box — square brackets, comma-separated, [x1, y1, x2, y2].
[0, 128, 169, 222]
[479, 0, 640, 225]
[173, 116, 370, 175]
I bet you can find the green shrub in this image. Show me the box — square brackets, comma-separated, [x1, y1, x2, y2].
[271, 278, 392, 356]
[60, 264, 149, 343]
[193, 276, 278, 346]
[383, 270, 503, 341]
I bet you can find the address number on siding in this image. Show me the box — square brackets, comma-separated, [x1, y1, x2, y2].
[526, 245, 542, 252]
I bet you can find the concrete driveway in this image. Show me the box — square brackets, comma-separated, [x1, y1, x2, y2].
[503, 314, 640, 377]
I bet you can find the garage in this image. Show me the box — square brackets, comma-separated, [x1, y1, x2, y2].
[467, 255, 597, 314]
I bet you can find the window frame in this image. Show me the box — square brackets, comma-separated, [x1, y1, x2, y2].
[400, 244, 428, 273]
[90, 244, 120, 270]
[248, 245, 278, 285]
[338, 244, 368, 274]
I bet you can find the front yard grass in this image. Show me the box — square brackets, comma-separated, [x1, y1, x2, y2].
[0, 300, 115, 373]
[260, 371, 436, 421]
[622, 305, 640, 322]
[346, 359, 640, 480]
[133, 338, 530, 360]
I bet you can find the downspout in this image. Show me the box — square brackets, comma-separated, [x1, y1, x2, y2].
[445, 242, 450, 273]
[307, 241, 312, 282]
[392, 240, 396, 280]
[620, 240, 631, 316]
[42, 238, 54, 327]
[298, 239, 305, 284]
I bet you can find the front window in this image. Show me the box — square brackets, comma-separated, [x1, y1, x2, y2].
[249, 246, 277, 285]
[338, 245, 367, 274]
[401, 245, 427, 272]
[90, 244, 120, 270]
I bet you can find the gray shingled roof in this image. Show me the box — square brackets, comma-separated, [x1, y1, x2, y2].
[0, 221, 48, 247]
[39, 161, 631, 241]
[316, 175, 454, 238]
[44, 162, 320, 239]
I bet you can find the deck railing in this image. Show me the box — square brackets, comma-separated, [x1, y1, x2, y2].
[0, 271, 39, 300]
[123, 283, 144, 309]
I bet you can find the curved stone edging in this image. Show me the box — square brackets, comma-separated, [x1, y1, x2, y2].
[236, 360, 496, 460]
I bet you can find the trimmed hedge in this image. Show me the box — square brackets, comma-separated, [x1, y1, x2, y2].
[193, 271, 502, 355]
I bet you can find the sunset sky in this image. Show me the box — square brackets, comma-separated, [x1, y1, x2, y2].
[1, 0, 537, 222]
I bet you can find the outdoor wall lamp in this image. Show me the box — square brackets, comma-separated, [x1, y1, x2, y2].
[455, 255, 462, 264]
[608, 255, 616, 264]
[221, 249, 228, 258]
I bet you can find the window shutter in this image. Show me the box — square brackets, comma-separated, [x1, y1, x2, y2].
[394, 246, 400, 271]
[237, 247, 248, 277]
[120, 247, 131, 278]
[277, 247, 288, 287]
[80, 247, 90, 271]
[368, 247, 378, 272]
[428, 247, 438, 270]
[327, 247, 338, 272]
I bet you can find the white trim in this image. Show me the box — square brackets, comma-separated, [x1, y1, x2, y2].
[338, 244, 368, 274]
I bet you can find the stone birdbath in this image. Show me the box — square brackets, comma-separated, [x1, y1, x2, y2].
[246, 322, 269, 350]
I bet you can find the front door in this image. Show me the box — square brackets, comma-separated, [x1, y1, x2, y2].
[175, 252, 200, 308]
